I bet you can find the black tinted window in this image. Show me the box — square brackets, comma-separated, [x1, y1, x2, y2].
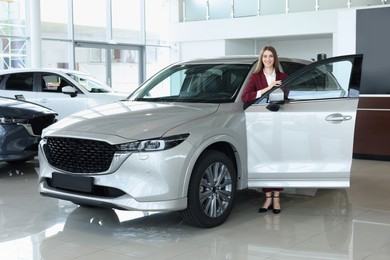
[285, 61, 353, 100]
[280, 61, 308, 75]
[5, 73, 34, 91]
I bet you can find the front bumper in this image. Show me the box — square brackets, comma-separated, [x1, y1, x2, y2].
[38, 140, 195, 211]
[39, 181, 187, 211]
[0, 124, 40, 161]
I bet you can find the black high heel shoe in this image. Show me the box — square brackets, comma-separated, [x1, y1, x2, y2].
[272, 195, 281, 214]
[258, 196, 272, 213]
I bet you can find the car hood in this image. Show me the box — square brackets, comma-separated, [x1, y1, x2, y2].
[89, 91, 128, 98]
[44, 101, 219, 141]
[0, 97, 56, 118]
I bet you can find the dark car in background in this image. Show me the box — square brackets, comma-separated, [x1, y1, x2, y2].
[0, 96, 57, 163]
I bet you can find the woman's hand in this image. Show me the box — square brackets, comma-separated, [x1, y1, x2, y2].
[261, 80, 282, 94]
[272, 80, 282, 88]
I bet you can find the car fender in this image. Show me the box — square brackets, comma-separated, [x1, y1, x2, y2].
[179, 132, 248, 199]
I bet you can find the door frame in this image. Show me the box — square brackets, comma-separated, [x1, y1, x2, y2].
[74, 42, 145, 88]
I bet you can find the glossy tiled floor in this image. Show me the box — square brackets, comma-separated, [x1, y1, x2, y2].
[1, 159, 390, 259]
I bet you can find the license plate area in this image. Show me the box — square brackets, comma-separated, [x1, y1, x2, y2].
[52, 172, 93, 193]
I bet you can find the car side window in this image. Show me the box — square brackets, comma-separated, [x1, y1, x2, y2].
[41, 73, 73, 93]
[5, 73, 34, 91]
[285, 60, 352, 101]
[279, 61, 308, 75]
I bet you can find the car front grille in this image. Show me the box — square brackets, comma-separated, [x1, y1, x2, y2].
[44, 137, 116, 173]
[29, 115, 56, 135]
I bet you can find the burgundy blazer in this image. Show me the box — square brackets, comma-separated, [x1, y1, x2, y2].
[241, 71, 288, 103]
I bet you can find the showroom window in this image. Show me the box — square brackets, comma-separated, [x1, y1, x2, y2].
[73, 0, 107, 41]
[0, 0, 27, 69]
[41, 40, 72, 69]
[112, 0, 142, 44]
[0, 0, 171, 93]
[40, 0, 69, 39]
[180, 0, 387, 21]
[145, 0, 170, 45]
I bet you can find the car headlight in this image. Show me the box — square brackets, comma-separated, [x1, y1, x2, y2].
[0, 116, 28, 124]
[116, 134, 190, 152]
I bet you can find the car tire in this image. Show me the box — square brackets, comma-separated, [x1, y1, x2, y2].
[181, 150, 236, 228]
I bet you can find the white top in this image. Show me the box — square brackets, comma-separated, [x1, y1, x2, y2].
[264, 69, 276, 86]
[256, 69, 276, 99]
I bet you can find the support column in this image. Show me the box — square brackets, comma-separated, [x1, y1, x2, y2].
[30, 0, 42, 68]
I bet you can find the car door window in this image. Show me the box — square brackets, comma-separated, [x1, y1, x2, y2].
[285, 60, 352, 100]
[279, 61, 308, 75]
[41, 73, 76, 93]
[5, 73, 34, 91]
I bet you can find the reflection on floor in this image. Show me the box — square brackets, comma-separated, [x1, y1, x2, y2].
[1, 159, 390, 259]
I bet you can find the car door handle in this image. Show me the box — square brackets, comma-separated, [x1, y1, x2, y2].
[325, 113, 352, 124]
[39, 98, 49, 103]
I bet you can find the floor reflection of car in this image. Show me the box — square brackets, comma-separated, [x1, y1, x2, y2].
[38, 54, 363, 228]
[38, 189, 352, 259]
[0, 96, 57, 163]
[0, 68, 129, 119]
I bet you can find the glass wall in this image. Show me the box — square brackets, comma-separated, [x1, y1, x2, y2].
[73, 0, 107, 41]
[145, 0, 170, 45]
[112, 0, 142, 44]
[289, 0, 317, 13]
[209, 0, 231, 19]
[181, 0, 388, 22]
[0, 0, 171, 91]
[234, 0, 258, 17]
[145, 46, 170, 79]
[260, 0, 285, 15]
[0, 0, 27, 69]
[40, 0, 69, 39]
[41, 39, 72, 69]
[110, 47, 141, 92]
[75, 45, 108, 87]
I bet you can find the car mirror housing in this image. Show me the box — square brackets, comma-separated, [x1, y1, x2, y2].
[62, 86, 77, 97]
[269, 88, 284, 103]
[266, 88, 285, 112]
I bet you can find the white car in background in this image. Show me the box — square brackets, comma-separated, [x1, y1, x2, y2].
[0, 68, 128, 119]
[37, 54, 363, 228]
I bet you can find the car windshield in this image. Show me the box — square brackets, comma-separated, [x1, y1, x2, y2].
[67, 72, 113, 93]
[129, 63, 252, 103]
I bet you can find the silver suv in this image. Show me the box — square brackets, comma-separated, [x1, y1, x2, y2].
[38, 55, 363, 227]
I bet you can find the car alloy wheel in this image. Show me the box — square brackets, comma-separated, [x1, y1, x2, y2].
[182, 150, 236, 228]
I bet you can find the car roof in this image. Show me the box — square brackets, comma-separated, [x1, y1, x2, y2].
[178, 55, 259, 65]
[0, 68, 90, 76]
[172, 55, 312, 66]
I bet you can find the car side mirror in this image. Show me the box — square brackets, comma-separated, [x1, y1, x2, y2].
[62, 86, 77, 97]
[269, 88, 284, 103]
[266, 88, 285, 112]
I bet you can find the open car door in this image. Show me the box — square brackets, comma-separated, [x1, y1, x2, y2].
[245, 54, 363, 188]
